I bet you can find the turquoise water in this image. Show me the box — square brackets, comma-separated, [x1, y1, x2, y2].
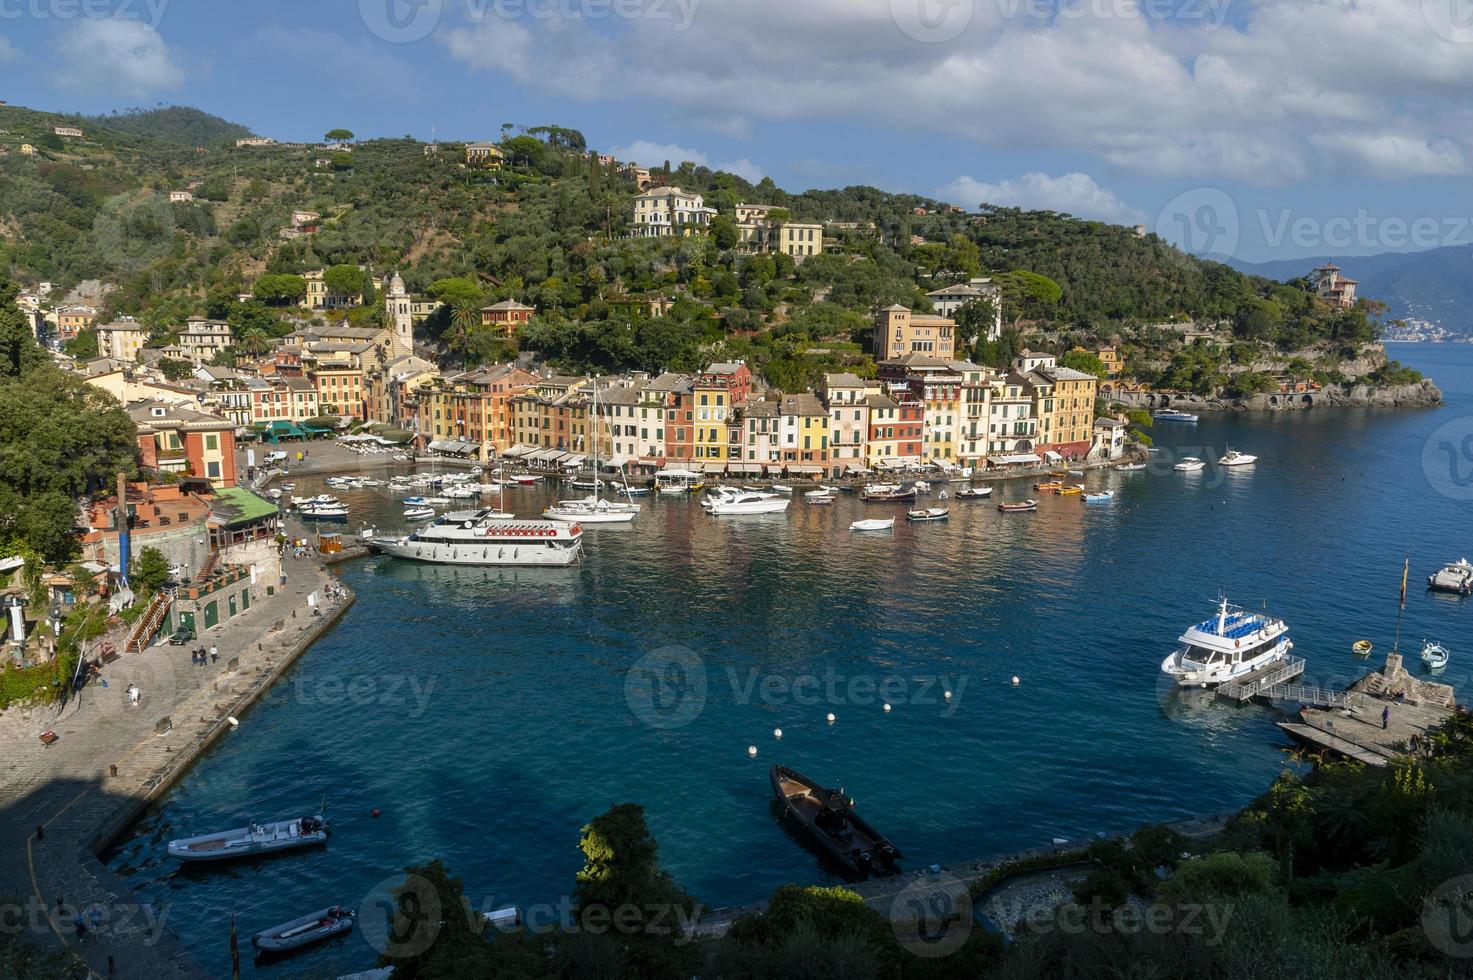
[105, 344, 1473, 977]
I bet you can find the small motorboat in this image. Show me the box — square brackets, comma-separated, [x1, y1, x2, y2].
[861, 483, 916, 502]
[1114, 462, 1147, 472]
[804, 489, 836, 501]
[298, 502, 348, 521]
[998, 500, 1038, 513]
[402, 496, 429, 506]
[1082, 490, 1115, 503]
[770, 765, 900, 877]
[403, 507, 435, 520]
[807, 495, 834, 505]
[251, 906, 354, 956]
[1352, 639, 1373, 657]
[1174, 457, 1206, 472]
[1422, 640, 1451, 670]
[1056, 484, 1084, 496]
[850, 518, 894, 532]
[954, 486, 993, 499]
[1219, 449, 1258, 467]
[167, 813, 329, 862]
[770, 484, 793, 494]
[1033, 481, 1062, 492]
[1428, 558, 1473, 596]
[906, 508, 949, 522]
[1153, 409, 1199, 422]
[513, 475, 540, 485]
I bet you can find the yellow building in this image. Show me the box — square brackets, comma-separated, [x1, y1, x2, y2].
[777, 393, 829, 475]
[873, 305, 955, 360]
[312, 367, 366, 418]
[95, 320, 148, 363]
[465, 142, 502, 168]
[1017, 353, 1099, 455]
[691, 378, 730, 461]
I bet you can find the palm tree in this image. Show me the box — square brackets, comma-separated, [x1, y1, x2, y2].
[238, 327, 270, 357]
[448, 305, 480, 368]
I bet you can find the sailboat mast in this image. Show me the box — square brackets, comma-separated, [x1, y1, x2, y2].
[1392, 554, 1409, 654]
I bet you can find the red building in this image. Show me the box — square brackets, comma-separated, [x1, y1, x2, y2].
[481, 300, 536, 336]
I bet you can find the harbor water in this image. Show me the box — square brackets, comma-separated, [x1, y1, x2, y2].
[104, 344, 1473, 977]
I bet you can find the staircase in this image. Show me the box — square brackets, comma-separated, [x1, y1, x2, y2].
[194, 551, 218, 583]
[126, 591, 173, 653]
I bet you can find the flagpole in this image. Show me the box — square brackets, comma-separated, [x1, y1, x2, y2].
[1393, 554, 1409, 655]
[230, 911, 240, 980]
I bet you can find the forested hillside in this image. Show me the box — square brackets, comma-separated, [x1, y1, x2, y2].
[0, 103, 1402, 390]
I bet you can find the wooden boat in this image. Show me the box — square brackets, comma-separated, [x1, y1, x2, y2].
[906, 508, 949, 522]
[1351, 639, 1373, 656]
[954, 486, 993, 499]
[1056, 485, 1084, 496]
[770, 765, 900, 877]
[862, 484, 917, 502]
[1422, 640, 1451, 670]
[998, 500, 1038, 513]
[167, 813, 329, 862]
[252, 906, 354, 956]
[850, 518, 894, 532]
[1033, 481, 1062, 492]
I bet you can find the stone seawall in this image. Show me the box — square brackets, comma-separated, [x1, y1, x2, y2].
[1108, 380, 1443, 413]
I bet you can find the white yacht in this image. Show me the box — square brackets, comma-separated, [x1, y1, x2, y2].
[372, 510, 582, 566]
[1153, 409, 1199, 422]
[1160, 598, 1293, 687]
[1173, 457, 1206, 472]
[1428, 558, 1473, 596]
[702, 488, 790, 516]
[298, 501, 348, 521]
[1218, 449, 1258, 467]
[544, 496, 638, 524]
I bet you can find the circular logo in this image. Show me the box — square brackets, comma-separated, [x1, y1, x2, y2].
[1155, 187, 1239, 260]
[1422, 0, 1473, 43]
[889, 871, 973, 959]
[360, 0, 443, 44]
[891, 0, 975, 43]
[359, 872, 443, 960]
[1424, 874, 1473, 957]
[1422, 416, 1473, 501]
[624, 645, 707, 730]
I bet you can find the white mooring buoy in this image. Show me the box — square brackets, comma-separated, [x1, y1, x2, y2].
[883, 702, 892, 713]
[747, 745, 758, 758]
[1011, 676, 1020, 686]
[773, 728, 783, 740]
[826, 712, 836, 724]
[943, 690, 953, 702]
[226, 717, 239, 727]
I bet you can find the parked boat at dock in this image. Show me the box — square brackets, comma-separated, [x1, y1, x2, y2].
[167, 813, 329, 862]
[998, 500, 1038, 512]
[1160, 597, 1292, 687]
[1428, 558, 1473, 595]
[906, 507, 949, 522]
[862, 483, 917, 502]
[371, 511, 583, 566]
[770, 765, 900, 877]
[251, 906, 354, 956]
[954, 486, 993, 499]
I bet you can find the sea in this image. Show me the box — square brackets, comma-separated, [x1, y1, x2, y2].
[103, 343, 1473, 977]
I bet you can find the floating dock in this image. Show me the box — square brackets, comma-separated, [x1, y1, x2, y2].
[1216, 656, 1352, 710]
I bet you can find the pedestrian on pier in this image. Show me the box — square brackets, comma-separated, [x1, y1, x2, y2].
[1382, 705, 1391, 730]
[72, 913, 86, 940]
[210, 644, 218, 662]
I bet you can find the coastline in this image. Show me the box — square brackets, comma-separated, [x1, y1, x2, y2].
[0, 550, 355, 980]
[1108, 379, 1443, 414]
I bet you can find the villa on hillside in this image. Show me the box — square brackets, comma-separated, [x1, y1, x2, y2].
[1313, 263, 1358, 309]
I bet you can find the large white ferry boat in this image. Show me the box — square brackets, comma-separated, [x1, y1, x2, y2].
[1160, 597, 1292, 687]
[371, 510, 582, 566]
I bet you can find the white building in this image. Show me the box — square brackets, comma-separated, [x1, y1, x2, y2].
[988, 373, 1038, 456]
[926, 277, 1002, 341]
[631, 187, 717, 238]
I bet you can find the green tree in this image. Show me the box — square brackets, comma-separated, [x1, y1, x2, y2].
[0, 280, 45, 378]
[129, 546, 171, 594]
[375, 859, 501, 978]
[157, 358, 195, 381]
[253, 273, 307, 306]
[1060, 349, 1108, 379]
[324, 128, 355, 142]
[323, 264, 368, 301]
[710, 213, 739, 250]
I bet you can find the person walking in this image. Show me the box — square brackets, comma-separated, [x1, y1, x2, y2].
[210, 644, 218, 662]
[1382, 705, 1391, 730]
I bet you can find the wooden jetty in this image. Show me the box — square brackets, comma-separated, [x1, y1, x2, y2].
[1277, 652, 1457, 766]
[1215, 656, 1352, 710]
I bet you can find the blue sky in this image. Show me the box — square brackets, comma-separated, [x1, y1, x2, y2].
[3, 0, 1473, 262]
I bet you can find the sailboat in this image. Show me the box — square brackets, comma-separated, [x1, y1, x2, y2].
[545, 380, 638, 524]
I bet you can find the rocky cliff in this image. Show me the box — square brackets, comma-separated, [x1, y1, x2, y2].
[1110, 379, 1443, 413]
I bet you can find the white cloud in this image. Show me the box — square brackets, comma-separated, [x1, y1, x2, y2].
[0, 37, 20, 64]
[53, 19, 183, 99]
[611, 140, 765, 183]
[437, 0, 1473, 184]
[938, 172, 1144, 224]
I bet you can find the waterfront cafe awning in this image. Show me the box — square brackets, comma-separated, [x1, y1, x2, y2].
[502, 444, 535, 458]
[1043, 450, 1064, 462]
[603, 454, 634, 469]
[727, 462, 762, 474]
[786, 464, 823, 474]
[701, 461, 727, 474]
[990, 453, 1042, 466]
[559, 453, 587, 468]
[527, 448, 561, 462]
[844, 464, 870, 475]
[428, 438, 479, 455]
[264, 421, 308, 442]
[659, 467, 702, 479]
[876, 455, 921, 469]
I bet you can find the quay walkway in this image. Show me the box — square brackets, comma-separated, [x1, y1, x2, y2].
[0, 548, 352, 980]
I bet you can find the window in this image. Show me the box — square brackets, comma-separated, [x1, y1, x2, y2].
[205, 434, 218, 451]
